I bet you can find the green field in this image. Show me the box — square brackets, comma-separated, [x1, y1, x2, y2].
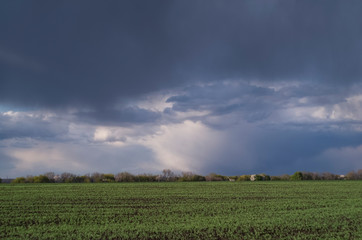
[1, 181, 361, 239]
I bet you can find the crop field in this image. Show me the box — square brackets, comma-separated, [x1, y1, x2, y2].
[1, 181, 361, 239]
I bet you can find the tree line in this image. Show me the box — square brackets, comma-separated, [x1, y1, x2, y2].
[4, 169, 362, 184]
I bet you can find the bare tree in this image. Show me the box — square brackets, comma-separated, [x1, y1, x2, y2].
[357, 169, 362, 180]
[346, 171, 357, 180]
[60, 172, 76, 183]
[180, 171, 194, 181]
[162, 169, 175, 182]
[321, 172, 338, 180]
[90, 172, 103, 183]
[44, 172, 55, 182]
[115, 172, 135, 182]
[280, 174, 290, 181]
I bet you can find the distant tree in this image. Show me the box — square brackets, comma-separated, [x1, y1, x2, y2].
[252, 174, 264, 181]
[191, 174, 206, 181]
[161, 169, 175, 182]
[179, 172, 194, 182]
[357, 169, 362, 180]
[0, 178, 2, 183]
[83, 175, 91, 183]
[321, 172, 338, 180]
[206, 173, 228, 181]
[291, 172, 303, 181]
[115, 172, 135, 182]
[228, 176, 238, 181]
[73, 176, 82, 183]
[12, 177, 26, 183]
[237, 175, 251, 181]
[34, 175, 50, 183]
[178, 172, 205, 182]
[280, 174, 290, 181]
[26, 175, 34, 183]
[301, 172, 313, 180]
[260, 174, 271, 181]
[311, 172, 321, 180]
[82, 174, 91, 183]
[102, 174, 115, 182]
[44, 172, 55, 183]
[271, 176, 281, 181]
[90, 172, 103, 183]
[302, 172, 323, 180]
[74, 175, 90, 183]
[137, 174, 157, 182]
[61, 172, 76, 183]
[346, 171, 357, 180]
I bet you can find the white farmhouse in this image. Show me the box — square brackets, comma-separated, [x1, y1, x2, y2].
[250, 174, 256, 181]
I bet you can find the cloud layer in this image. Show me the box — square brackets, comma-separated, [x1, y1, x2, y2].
[1, 1, 362, 109]
[1, 1, 362, 177]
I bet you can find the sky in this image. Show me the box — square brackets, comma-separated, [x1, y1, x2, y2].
[1, 1, 362, 178]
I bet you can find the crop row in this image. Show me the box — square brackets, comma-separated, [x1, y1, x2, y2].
[1, 181, 361, 239]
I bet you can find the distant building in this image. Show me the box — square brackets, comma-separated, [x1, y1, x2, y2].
[250, 174, 268, 181]
[250, 174, 256, 181]
[54, 175, 61, 182]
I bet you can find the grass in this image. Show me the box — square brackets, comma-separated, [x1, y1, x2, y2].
[1, 181, 361, 239]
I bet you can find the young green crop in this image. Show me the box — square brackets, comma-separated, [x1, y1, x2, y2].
[0, 181, 361, 239]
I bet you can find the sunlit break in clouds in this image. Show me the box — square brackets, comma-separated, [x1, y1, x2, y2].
[1, 1, 362, 177]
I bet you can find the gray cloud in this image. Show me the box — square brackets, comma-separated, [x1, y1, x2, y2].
[161, 80, 362, 175]
[166, 82, 276, 118]
[0, 142, 158, 178]
[0, 48, 45, 73]
[1, 1, 362, 111]
[1, 1, 362, 177]
[0, 112, 68, 141]
[196, 123, 362, 175]
[247, 129, 362, 174]
[165, 81, 357, 124]
[0, 151, 18, 174]
[74, 107, 162, 126]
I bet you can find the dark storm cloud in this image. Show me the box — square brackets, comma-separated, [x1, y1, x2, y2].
[198, 125, 362, 176]
[75, 107, 161, 126]
[251, 129, 362, 173]
[0, 113, 68, 141]
[166, 82, 276, 122]
[162, 79, 362, 175]
[1, 1, 362, 110]
[0, 151, 17, 173]
[165, 81, 354, 124]
[1, 1, 362, 176]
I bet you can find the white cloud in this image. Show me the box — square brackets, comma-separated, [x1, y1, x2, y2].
[134, 92, 173, 112]
[2, 81, 362, 177]
[139, 120, 222, 172]
[275, 93, 362, 128]
[93, 127, 126, 143]
[137, 119, 258, 174]
[2, 140, 158, 177]
[6, 143, 86, 176]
